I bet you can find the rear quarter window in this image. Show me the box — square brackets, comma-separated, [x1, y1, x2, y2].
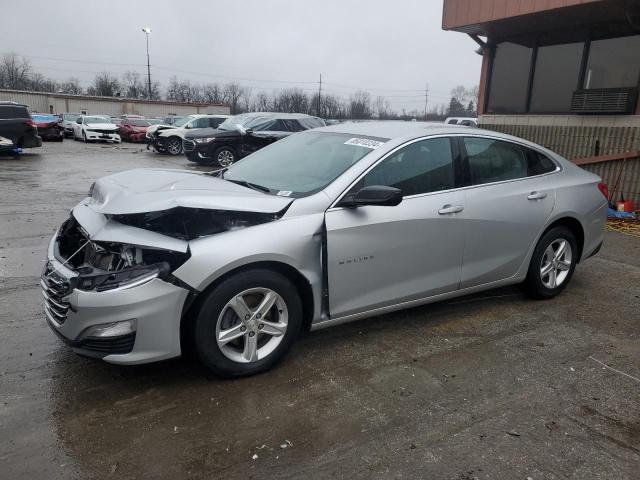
[526, 149, 557, 176]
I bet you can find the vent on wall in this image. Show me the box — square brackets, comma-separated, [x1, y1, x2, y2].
[571, 88, 638, 114]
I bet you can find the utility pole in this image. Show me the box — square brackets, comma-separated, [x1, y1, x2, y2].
[142, 27, 152, 99]
[424, 82, 429, 119]
[318, 73, 322, 117]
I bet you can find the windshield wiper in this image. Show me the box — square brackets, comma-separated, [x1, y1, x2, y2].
[226, 179, 271, 193]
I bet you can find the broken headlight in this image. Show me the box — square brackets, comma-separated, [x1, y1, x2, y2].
[73, 263, 168, 292]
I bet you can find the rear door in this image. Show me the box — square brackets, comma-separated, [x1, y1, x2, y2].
[458, 136, 557, 288]
[325, 136, 466, 318]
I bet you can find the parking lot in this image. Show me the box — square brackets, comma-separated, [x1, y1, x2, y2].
[1, 140, 639, 479]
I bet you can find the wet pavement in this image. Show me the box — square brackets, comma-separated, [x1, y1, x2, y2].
[1, 140, 639, 479]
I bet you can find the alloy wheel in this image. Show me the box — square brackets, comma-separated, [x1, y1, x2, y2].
[217, 149, 235, 167]
[539, 239, 572, 289]
[215, 288, 288, 363]
[167, 138, 182, 155]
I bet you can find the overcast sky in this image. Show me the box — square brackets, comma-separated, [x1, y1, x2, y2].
[1, 0, 480, 112]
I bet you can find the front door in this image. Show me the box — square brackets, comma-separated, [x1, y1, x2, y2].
[325, 137, 465, 318]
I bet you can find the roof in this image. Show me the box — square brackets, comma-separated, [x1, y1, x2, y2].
[442, 0, 625, 37]
[317, 121, 471, 139]
[235, 112, 320, 120]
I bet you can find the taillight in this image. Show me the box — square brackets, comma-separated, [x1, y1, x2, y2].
[597, 182, 609, 200]
[24, 119, 36, 127]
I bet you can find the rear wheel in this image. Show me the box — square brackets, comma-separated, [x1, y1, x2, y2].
[193, 269, 302, 377]
[522, 226, 577, 299]
[166, 137, 183, 155]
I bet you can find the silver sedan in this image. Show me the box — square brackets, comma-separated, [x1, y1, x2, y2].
[42, 122, 608, 377]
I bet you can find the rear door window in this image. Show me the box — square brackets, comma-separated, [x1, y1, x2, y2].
[463, 137, 528, 185]
[209, 117, 226, 128]
[283, 120, 304, 132]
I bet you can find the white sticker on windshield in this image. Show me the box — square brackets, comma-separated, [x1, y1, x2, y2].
[277, 191, 292, 197]
[344, 137, 384, 149]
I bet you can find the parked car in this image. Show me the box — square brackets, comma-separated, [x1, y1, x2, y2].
[444, 117, 478, 127]
[183, 112, 326, 167]
[118, 118, 156, 143]
[32, 114, 64, 141]
[110, 117, 123, 126]
[0, 135, 18, 156]
[0, 101, 42, 149]
[150, 114, 230, 155]
[42, 122, 607, 377]
[72, 115, 120, 143]
[61, 113, 82, 137]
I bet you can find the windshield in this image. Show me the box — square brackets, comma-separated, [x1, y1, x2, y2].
[224, 132, 388, 197]
[172, 116, 193, 128]
[32, 114, 58, 123]
[84, 116, 110, 124]
[217, 114, 248, 131]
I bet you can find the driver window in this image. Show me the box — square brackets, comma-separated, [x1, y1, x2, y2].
[360, 137, 454, 196]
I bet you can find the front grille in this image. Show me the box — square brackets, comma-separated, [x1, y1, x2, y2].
[41, 264, 72, 325]
[87, 129, 116, 135]
[183, 139, 195, 152]
[79, 333, 136, 355]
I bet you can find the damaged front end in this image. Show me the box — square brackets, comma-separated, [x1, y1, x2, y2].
[107, 206, 285, 241]
[56, 215, 190, 292]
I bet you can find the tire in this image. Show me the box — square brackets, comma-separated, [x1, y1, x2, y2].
[165, 136, 183, 155]
[82, 131, 88, 143]
[214, 147, 237, 168]
[522, 226, 578, 299]
[193, 269, 303, 378]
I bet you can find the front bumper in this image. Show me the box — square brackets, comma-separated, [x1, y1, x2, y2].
[85, 131, 120, 142]
[183, 140, 215, 162]
[129, 131, 147, 143]
[42, 234, 189, 364]
[151, 136, 168, 152]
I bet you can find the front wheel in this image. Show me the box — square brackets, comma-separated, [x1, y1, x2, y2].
[214, 147, 237, 168]
[522, 226, 578, 299]
[193, 269, 302, 378]
[165, 137, 183, 155]
[82, 131, 88, 143]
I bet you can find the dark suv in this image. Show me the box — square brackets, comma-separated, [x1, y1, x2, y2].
[0, 102, 42, 149]
[183, 112, 325, 167]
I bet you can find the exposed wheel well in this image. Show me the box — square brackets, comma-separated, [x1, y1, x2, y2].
[543, 217, 585, 261]
[180, 261, 315, 354]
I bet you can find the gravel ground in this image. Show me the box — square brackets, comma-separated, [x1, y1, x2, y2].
[1, 140, 639, 480]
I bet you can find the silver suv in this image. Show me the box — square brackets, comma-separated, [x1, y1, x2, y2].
[42, 122, 607, 377]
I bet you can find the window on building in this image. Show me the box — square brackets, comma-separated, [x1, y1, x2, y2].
[361, 138, 454, 196]
[463, 137, 528, 184]
[487, 42, 533, 113]
[585, 35, 640, 89]
[530, 42, 584, 112]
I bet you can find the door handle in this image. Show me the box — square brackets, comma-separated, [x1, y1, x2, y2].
[438, 204, 464, 215]
[527, 191, 547, 200]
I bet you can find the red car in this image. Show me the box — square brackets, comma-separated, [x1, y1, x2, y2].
[118, 118, 156, 143]
[32, 114, 64, 141]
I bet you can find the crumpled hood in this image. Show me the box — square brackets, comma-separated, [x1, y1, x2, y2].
[147, 124, 172, 135]
[87, 168, 292, 215]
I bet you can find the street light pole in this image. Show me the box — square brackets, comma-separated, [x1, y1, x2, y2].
[142, 27, 152, 99]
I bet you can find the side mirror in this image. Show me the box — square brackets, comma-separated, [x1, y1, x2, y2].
[340, 185, 403, 208]
[236, 125, 247, 135]
[184, 124, 191, 129]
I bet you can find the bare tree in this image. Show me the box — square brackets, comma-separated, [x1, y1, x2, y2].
[87, 72, 121, 97]
[202, 83, 224, 104]
[0, 52, 33, 90]
[122, 71, 145, 99]
[253, 92, 270, 112]
[349, 90, 372, 119]
[223, 82, 245, 114]
[59, 78, 83, 95]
